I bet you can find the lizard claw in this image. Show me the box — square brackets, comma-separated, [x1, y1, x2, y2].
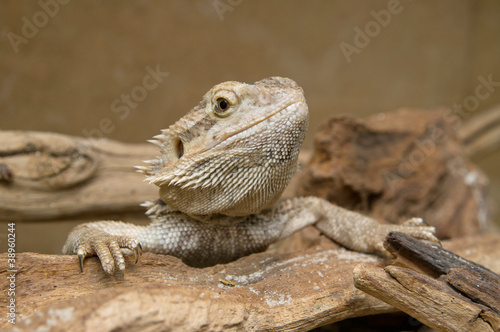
[78, 253, 85, 272]
[129, 242, 143, 264]
[74, 229, 142, 275]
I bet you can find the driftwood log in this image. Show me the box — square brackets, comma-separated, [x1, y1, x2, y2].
[296, 108, 492, 239]
[0, 131, 157, 220]
[354, 232, 500, 331]
[1, 234, 499, 331]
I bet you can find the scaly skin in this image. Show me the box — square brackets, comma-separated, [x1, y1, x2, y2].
[63, 77, 437, 274]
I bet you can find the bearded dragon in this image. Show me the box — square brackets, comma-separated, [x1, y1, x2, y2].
[63, 77, 437, 274]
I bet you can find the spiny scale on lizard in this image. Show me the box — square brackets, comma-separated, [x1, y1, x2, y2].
[63, 77, 437, 274]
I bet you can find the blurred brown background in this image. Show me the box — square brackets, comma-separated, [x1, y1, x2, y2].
[1, 0, 499, 253]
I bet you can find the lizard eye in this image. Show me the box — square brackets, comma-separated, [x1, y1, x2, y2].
[215, 98, 230, 114]
[212, 90, 238, 117]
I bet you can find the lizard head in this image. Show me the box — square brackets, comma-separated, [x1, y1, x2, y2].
[137, 77, 308, 218]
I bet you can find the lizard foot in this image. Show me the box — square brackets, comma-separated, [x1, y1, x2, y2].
[75, 229, 142, 275]
[374, 218, 439, 254]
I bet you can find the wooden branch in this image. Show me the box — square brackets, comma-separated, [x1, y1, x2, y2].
[0, 240, 394, 331]
[0, 131, 158, 221]
[447, 266, 500, 314]
[354, 264, 499, 331]
[458, 104, 500, 158]
[383, 231, 499, 278]
[1, 234, 499, 331]
[353, 233, 500, 332]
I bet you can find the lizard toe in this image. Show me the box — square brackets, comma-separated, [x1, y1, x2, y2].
[393, 225, 440, 245]
[116, 236, 142, 264]
[108, 241, 127, 272]
[409, 228, 440, 245]
[402, 217, 429, 227]
[93, 241, 116, 275]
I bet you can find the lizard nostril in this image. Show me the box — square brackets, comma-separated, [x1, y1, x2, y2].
[176, 139, 184, 159]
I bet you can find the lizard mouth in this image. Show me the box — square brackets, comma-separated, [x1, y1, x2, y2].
[206, 99, 305, 151]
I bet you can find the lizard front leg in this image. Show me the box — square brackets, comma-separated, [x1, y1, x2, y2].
[62, 208, 283, 273]
[273, 197, 438, 255]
